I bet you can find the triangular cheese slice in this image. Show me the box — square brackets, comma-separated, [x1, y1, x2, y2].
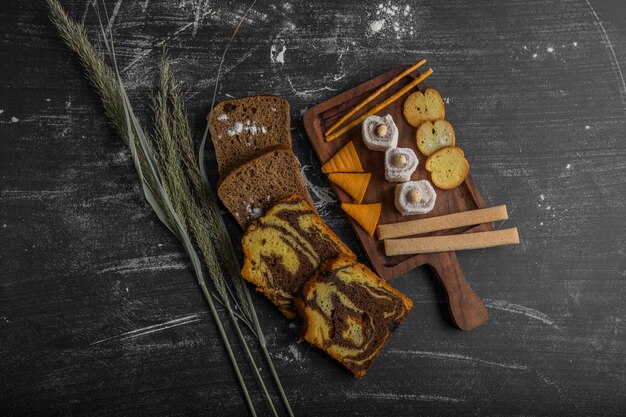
[341, 202, 382, 237]
[328, 173, 371, 204]
[322, 141, 364, 173]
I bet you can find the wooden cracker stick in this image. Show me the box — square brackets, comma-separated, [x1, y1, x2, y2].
[324, 59, 427, 136]
[325, 68, 434, 142]
[377, 205, 509, 239]
[384, 227, 520, 256]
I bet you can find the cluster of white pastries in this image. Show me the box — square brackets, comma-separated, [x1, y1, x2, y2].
[362, 114, 436, 216]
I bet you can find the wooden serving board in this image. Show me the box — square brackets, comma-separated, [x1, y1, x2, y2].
[303, 65, 494, 330]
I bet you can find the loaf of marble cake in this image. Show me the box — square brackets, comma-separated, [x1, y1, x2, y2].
[241, 195, 355, 318]
[295, 254, 413, 378]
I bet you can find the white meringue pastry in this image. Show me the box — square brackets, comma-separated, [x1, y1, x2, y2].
[361, 114, 398, 152]
[394, 180, 437, 215]
[384, 147, 418, 182]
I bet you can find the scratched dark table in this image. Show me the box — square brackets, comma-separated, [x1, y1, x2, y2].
[1, 0, 625, 416]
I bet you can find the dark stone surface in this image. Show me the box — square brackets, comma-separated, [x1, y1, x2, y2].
[1, 0, 625, 415]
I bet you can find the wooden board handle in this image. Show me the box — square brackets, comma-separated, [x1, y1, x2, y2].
[427, 252, 488, 331]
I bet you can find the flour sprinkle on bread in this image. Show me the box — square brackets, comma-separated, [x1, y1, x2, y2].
[208, 96, 291, 175]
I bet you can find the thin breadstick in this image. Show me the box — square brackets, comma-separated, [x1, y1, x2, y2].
[324, 59, 427, 137]
[325, 68, 434, 142]
[377, 205, 509, 239]
[384, 227, 520, 256]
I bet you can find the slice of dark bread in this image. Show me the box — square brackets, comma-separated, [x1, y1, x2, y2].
[208, 96, 291, 175]
[217, 146, 315, 229]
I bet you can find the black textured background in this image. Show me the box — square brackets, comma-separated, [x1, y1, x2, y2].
[1, 0, 625, 416]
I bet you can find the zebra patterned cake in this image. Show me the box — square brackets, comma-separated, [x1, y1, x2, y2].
[295, 254, 413, 377]
[241, 195, 355, 318]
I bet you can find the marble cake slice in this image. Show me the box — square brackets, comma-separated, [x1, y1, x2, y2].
[208, 96, 291, 176]
[295, 254, 413, 378]
[241, 195, 355, 318]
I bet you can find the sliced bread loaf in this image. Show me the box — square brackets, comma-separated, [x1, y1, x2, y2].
[208, 96, 291, 175]
[218, 146, 315, 229]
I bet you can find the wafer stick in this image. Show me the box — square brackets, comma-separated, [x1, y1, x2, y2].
[384, 227, 520, 256]
[325, 68, 434, 142]
[377, 205, 509, 239]
[324, 59, 427, 137]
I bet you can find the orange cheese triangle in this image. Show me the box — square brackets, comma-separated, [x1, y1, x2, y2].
[322, 141, 364, 173]
[328, 173, 371, 204]
[341, 202, 381, 237]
